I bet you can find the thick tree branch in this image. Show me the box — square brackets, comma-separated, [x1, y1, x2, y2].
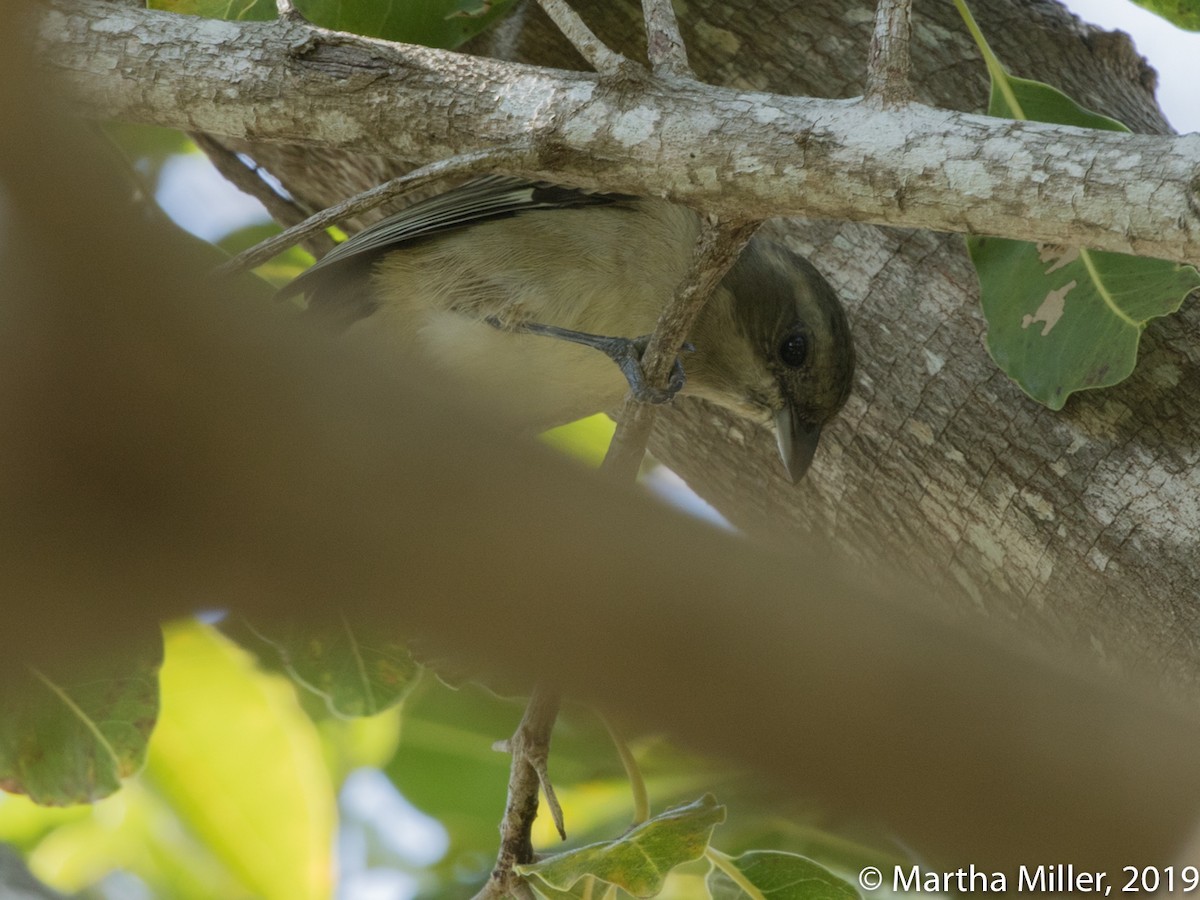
[38, 0, 1200, 265]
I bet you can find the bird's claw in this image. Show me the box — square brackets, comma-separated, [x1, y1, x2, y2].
[596, 334, 687, 404]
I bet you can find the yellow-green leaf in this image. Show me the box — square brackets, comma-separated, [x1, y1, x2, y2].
[144, 621, 335, 900]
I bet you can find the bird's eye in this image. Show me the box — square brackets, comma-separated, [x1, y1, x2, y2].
[778, 332, 808, 368]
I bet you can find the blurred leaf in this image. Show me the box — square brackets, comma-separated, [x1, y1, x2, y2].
[103, 122, 195, 186]
[954, 0, 1200, 407]
[150, 0, 275, 21]
[517, 795, 726, 898]
[316, 709, 404, 783]
[150, 0, 518, 48]
[384, 675, 521, 879]
[0, 637, 161, 806]
[707, 850, 858, 900]
[24, 782, 256, 899]
[1128, 0, 1200, 30]
[144, 621, 335, 900]
[971, 239, 1198, 408]
[0, 794, 90, 850]
[237, 618, 421, 718]
[540, 414, 617, 468]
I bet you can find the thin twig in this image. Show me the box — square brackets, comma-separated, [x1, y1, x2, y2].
[214, 149, 521, 278]
[190, 133, 334, 259]
[534, 0, 631, 75]
[474, 684, 563, 900]
[601, 218, 760, 483]
[641, 0, 691, 79]
[864, 0, 915, 107]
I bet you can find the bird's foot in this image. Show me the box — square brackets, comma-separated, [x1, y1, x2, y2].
[485, 317, 689, 404]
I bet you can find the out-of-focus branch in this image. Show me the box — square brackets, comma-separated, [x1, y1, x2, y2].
[7, 0, 1200, 880]
[190, 133, 335, 259]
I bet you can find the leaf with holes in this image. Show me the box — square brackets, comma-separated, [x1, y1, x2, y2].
[955, 0, 1200, 408]
[517, 794, 725, 898]
[971, 239, 1198, 408]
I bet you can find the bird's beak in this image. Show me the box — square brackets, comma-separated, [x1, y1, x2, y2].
[774, 405, 822, 483]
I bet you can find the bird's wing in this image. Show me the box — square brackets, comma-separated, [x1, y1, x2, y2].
[278, 176, 630, 300]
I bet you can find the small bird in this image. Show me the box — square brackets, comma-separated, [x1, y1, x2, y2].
[279, 177, 854, 480]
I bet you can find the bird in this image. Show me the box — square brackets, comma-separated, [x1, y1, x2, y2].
[278, 176, 854, 481]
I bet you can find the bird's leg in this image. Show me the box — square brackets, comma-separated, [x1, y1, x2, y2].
[484, 316, 689, 404]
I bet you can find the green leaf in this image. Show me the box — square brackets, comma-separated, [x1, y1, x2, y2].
[1128, 0, 1200, 31]
[954, 0, 1200, 407]
[517, 794, 726, 898]
[986, 75, 1129, 133]
[149, 0, 275, 21]
[384, 676, 523, 878]
[237, 619, 421, 718]
[971, 239, 1199, 408]
[0, 637, 161, 806]
[149, 0, 519, 49]
[144, 621, 335, 899]
[708, 850, 859, 900]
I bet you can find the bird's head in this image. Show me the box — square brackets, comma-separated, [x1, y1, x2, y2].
[686, 238, 855, 482]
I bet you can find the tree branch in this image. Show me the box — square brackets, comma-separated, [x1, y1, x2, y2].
[532, 0, 629, 74]
[38, 0, 1200, 265]
[865, 0, 914, 106]
[476, 684, 562, 900]
[190, 133, 335, 259]
[641, 0, 692, 79]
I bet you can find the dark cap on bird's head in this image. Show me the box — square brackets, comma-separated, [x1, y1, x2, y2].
[687, 237, 855, 482]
